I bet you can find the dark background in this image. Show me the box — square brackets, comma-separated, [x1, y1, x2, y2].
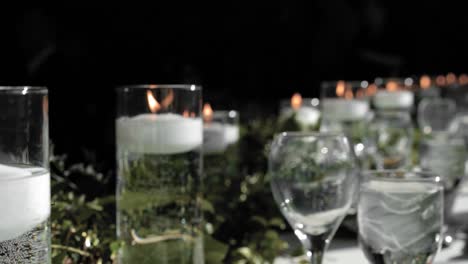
[1, 3, 467, 165]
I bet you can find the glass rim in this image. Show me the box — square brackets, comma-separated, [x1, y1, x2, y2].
[361, 169, 442, 184]
[276, 131, 347, 139]
[321, 80, 368, 88]
[0, 86, 48, 94]
[374, 76, 416, 87]
[212, 110, 239, 118]
[115, 84, 201, 91]
[0, 165, 48, 182]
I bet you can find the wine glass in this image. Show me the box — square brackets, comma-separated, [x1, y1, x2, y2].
[358, 170, 444, 264]
[418, 132, 467, 247]
[417, 98, 456, 134]
[269, 132, 359, 264]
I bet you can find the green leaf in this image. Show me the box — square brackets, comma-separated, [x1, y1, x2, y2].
[204, 235, 228, 263]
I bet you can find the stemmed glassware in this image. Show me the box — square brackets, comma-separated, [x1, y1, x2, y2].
[269, 132, 359, 264]
[417, 98, 457, 134]
[418, 133, 467, 247]
[358, 170, 444, 264]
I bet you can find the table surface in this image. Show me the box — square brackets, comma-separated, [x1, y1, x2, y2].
[275, 183, 468, 264]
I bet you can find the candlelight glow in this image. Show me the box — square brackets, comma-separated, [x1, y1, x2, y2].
[446, 73, 457, 85]
[147, 90, 160, 113]
[366, 84, 377, 96]
[386, 81, 398, 92]
[161, 89, 174, 108]
[344, 88, 354, 99]
[336, 81, 345, 97]
[291, 93, 302, 110]
[435, 75, 446, 86]
[183, 110, 190, 117]
[459, 74, 468, 85]
[420, 75, 431, 90]
[203, 103, 213, 122]
[356, 89, 365, 98]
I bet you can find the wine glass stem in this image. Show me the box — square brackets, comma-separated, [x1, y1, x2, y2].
[304, 234, 326, 264]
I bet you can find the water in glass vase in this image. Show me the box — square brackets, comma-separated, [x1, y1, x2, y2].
[117, 151, 203, 264]
[0, 166, 50, 264]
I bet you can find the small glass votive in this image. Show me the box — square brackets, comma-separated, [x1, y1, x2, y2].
[202, 103, 240, 154]
[279, 93, 321, 131]
[116, 84, 204, 264]
[0, 87, 50, 263]
[372, 77, 416, 111]
[358, 170, 443, 264]
[416, 75, 441, 100]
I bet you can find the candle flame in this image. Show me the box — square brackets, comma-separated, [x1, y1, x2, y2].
[336, 81, 345, 97]
[420, 75, 431, 90]
[291, 93, 302, 110]
[203, 103, 213, 122]
[356, 89, 365, 98]
[147, 90, 160, 113]
[386, 81, 398, 92]
[459, 74, 468, 85]
[161, 89, 174, 108]
[446, 72, 457, 85]
[435, 75, 446, 87]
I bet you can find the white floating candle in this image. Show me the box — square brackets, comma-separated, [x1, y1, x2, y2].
[373, 91, 414, 109]
[202, 105, 240, 154]
[224, 124, 240, 145]
[203, 122, 228, 154]
[0, 165, 50, 242]
[321, 98, 369, 121]
[117, 113, 203, 155]
[280, 94, 321, 128]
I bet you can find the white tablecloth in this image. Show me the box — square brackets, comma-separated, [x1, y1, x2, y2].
[275, 182, 468, 264]
[275, 238, 466, 264]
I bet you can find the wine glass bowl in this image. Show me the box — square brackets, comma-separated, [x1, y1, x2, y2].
[269, 132, 359, 263]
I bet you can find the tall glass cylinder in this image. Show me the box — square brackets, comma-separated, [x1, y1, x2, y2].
[369, 78, 415, 169]
[320, 80, 371, 167]
[0, 87, 50, 263]
[116, 85, 203, 264]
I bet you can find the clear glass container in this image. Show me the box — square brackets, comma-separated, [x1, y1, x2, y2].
[368, 111, 414, 169]
[418, 132, 467, 246]
[417, 98, 456, 134]
[279, 94, 321, 131]
[320, 80, 371, 168]
[0, 87, 50, 263]
[269, 132, 359, 264]
[203, 105, 239, 154]
[116, 84, 204, 264]
[369, 78, 415, 169]
[358, 170, 443, 264]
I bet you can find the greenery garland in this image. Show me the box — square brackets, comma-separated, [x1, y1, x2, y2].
[50, 116, 302, 264]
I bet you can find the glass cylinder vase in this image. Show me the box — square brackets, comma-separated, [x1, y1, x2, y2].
[320, 80, 371, 167]
[116, 84, 203, 264]
[0, 87, 50, 263]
